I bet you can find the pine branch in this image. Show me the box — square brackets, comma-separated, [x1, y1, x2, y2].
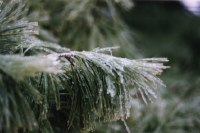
[0, 47, 168, 132]
[0, 0, 38, 54]
[0, 70, 37, 132]
[0, 55, 62, 80]
[28, 0, 140, 57]
[25, 50, 168, 132]
[0, 0, 169, 133]
[57, 51, 168, 132]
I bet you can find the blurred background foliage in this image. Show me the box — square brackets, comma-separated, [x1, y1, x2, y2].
[96, 1, 200, 133]
[27, 0, 200, 133]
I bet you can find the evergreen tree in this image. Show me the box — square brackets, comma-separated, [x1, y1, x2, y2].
[0, 0, 168, 133]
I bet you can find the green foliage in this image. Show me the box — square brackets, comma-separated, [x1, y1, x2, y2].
[0, 0, 38, 54]
[28, 0, 140, 58]
[0, 0, 168, 133]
